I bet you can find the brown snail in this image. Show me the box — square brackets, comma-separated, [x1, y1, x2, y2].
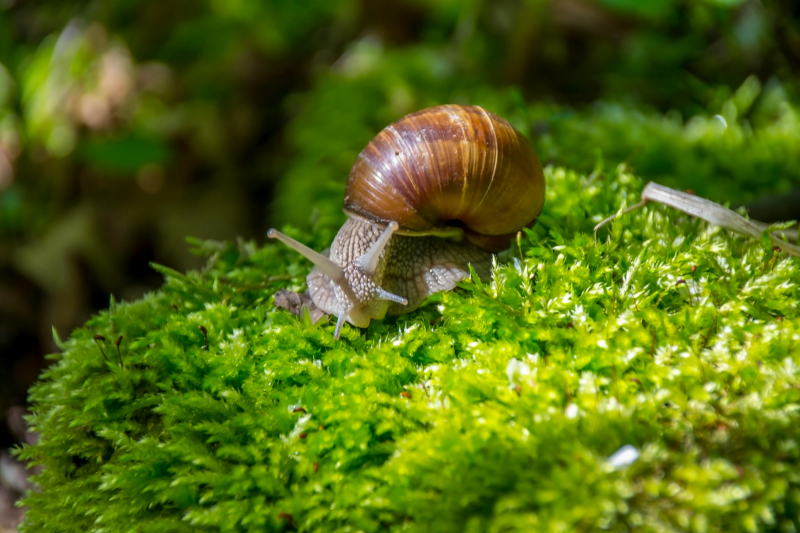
[268, 104, 545, 338]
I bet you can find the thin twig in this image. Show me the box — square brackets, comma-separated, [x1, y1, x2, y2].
[115, 336, 125, 368]
[199, 326, 209, 351]
[93, 335, 109, 363]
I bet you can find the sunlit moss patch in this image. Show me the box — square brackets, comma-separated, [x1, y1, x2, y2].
[18, 165, 800, 533]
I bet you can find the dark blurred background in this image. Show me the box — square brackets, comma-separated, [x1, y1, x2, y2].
[1, 0, 799, 529]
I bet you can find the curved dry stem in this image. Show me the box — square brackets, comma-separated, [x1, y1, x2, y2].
[594, 182, 800, 258]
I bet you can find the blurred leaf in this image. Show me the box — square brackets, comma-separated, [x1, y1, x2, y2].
[596, 0, 673, 19]
[78, 135, 170, 175]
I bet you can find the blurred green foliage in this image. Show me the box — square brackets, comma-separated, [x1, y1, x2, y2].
[3, 0, 800, 529]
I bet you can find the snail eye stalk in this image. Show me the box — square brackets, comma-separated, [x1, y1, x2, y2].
[267, 229, 344, 282]
[357, 221, 399, 275]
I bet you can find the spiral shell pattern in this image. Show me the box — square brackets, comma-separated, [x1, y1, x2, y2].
[344, 104, 545, 252]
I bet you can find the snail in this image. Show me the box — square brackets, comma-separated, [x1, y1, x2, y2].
[268, 104, 545, 339]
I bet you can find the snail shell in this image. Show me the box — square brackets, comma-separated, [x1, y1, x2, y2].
[345, 104, 545, 252]
[269, 104, 545, 338]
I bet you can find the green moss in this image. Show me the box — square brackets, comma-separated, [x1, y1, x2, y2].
[17, 161, 800, 532]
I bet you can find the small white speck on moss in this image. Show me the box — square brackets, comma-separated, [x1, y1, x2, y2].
[607, 445, 640, 468]
[565, 403, 578, 419]
[506, 358, 532, 387]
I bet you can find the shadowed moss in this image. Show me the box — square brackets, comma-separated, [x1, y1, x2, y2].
[16, 162, 800, 533]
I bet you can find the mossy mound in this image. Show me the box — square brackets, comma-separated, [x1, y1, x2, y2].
[18, 166, 800, 533]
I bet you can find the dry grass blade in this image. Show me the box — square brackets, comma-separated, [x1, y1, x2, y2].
[595, 182, 800, 258]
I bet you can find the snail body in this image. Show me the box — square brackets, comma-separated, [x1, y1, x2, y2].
[269, 105, 545, 338]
